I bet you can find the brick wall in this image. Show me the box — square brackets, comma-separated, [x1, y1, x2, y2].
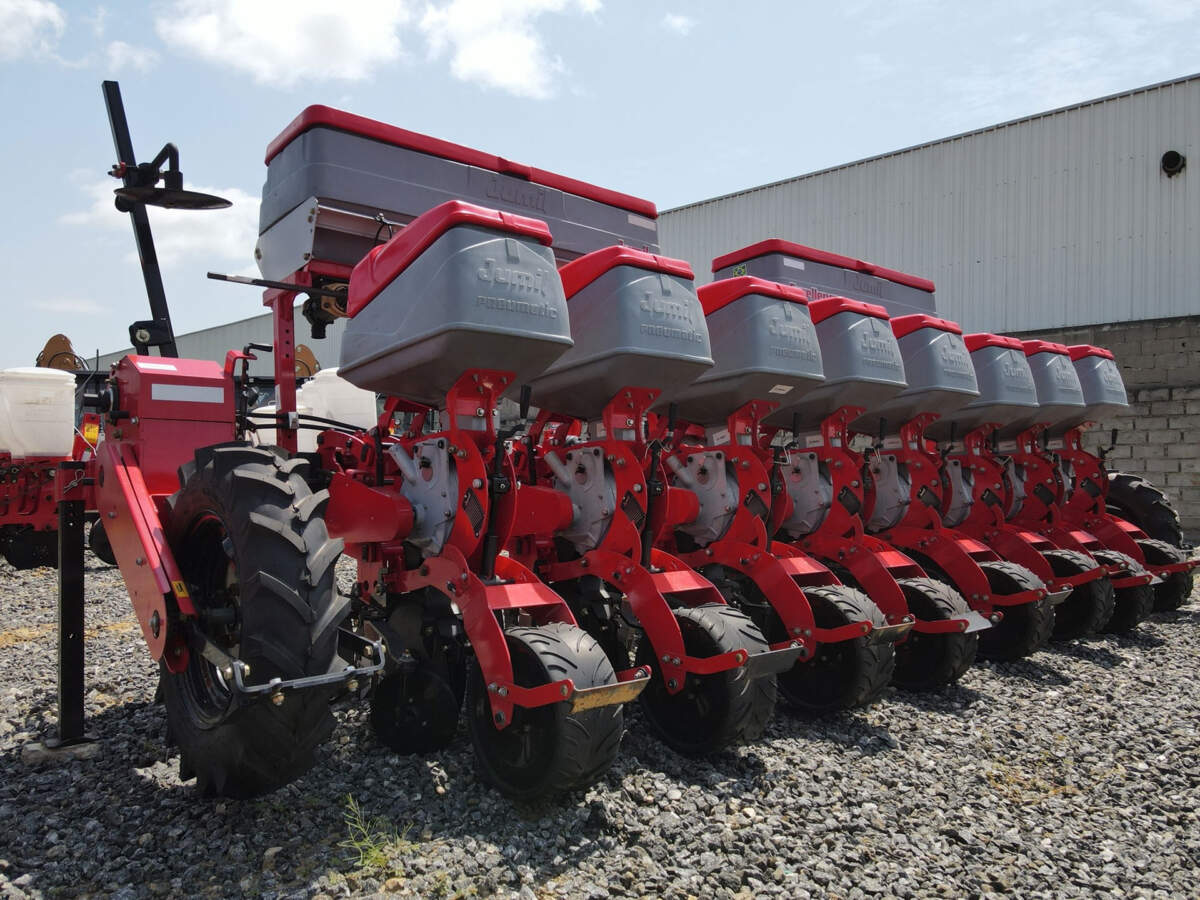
[1011, 315, 1200, 538]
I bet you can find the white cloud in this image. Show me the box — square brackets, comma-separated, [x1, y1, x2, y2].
[418, 0, 600, 99]
[84, 5, 106, 38]
[33, 298, 108, 315]
[155, 0, 411, 88]
[0, 0, 66, 61]
[62, 180, 261, 267]
[152, 0, 601, 97]
[105, 39, 159, 73]
[661, 12, 694, 35]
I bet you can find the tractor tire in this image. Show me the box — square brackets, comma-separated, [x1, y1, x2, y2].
[977, 560, 1054, 660]
[637, 604, 776, 755]
[1106, 473, 1185, 548]
[466, 623, 623, 800]
[163, 444, 347, 799]
[88, 520, 117, 566]
[777, 585, 894, 714]
[1092, 549, 1154, 634]
[1, 526, 57, 570]
[892, 577, 978, 691]
[1045, 548, 1115, 640]
[1139, 539, 1195, 612]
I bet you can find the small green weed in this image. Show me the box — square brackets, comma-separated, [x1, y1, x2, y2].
[339, 794, 410, 872]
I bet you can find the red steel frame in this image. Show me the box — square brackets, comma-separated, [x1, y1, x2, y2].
[508, 388, 784, 694]
[655, 399, 877, 658]
[948, 424, 1109, 593]
[769, 406, 976, 636]
[863, 413, 1049, 618]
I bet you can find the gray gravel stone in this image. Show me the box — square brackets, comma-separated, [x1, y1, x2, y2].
[1, 557, 1198, 897]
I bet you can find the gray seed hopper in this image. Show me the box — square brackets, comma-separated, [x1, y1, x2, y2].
[529, 247, 714, 421]
[672, 277, 824, 427]
[338, 200, 573, 405]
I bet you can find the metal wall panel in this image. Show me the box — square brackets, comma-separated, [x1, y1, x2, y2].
[659, 76, 1199, 333]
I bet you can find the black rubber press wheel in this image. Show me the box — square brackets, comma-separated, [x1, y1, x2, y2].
[636, 604, 776, 755]
[892, 577, 978, 691]
[1046, 548, 1115, 640]
[776, 585, 894, 714]
[976, 560, 1054, 660]
[467, 623, 623, 801]
[1092, 549, 1154, 634]
[1139, 539, 1194, 611]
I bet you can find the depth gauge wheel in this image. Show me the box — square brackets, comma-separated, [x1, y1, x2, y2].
[467, 623, 622, 801]
[1045, 549, 1115, 640]
[636, 603, 776, 754]
[88, 520, 117, 566]
[1139, 539, 1194, 611]
[976, 560, 1054, 660]
[163, 444, 347, 798]
[892, 577, 978, 690]
[1092, 549, 1153, 634]
[775, 585, 894, 714]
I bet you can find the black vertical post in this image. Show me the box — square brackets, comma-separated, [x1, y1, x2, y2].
[52, 461, 88, 747]
[101, 80, 178, 358]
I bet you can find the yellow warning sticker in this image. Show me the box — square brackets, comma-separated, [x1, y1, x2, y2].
[172, 580, 190, 599]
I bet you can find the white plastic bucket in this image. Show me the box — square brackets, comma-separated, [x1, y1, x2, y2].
[0, 367, 76, 458]
[298, 368, 377, 430]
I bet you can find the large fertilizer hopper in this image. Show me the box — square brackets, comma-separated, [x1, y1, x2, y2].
[711, 240, 937, 319]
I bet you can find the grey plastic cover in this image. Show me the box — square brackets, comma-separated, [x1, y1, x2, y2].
[1072, 354, 1129, 423]
[672, 293, 824, 426]
[939, 345, 1039, 440]
[773, 310, 908, 430]
[1026, 350, 1087, 436]
[875, 327, 979, 434]
[530, 265, 713, 420]
[339, 224, 572, 405]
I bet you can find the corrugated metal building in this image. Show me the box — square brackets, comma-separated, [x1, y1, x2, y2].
[658, 73, 1198, 333]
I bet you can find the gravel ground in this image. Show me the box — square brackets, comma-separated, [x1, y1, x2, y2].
[1, 557, 1198, 900]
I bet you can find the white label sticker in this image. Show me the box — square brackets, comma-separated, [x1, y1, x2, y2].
[997, 439, 1017, 452]
[783, 258, 806, 270]
[768, 384, 794, 395]
[627, 213, 657, 231]
[709, 428, 730, 446]
[138, 362, 178, 371]
[805, 434, 825, 447]
[151, 383, 225, 404]
[882, 435, 903, 449]
[1046, 439, 1064, 449]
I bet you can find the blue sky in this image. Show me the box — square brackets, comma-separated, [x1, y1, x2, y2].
[1, 0, 1197, 367]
